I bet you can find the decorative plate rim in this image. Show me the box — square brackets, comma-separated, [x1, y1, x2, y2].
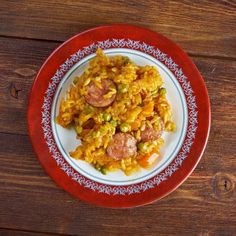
[51, 48, 189, 186]
[27, 24, 211, 208]
[42, 39, 197, 195]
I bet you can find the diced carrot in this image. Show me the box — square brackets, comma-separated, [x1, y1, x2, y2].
[138, 151, 159, 168]
[142, 101, 154, 116]
[131, 120, 140, 130]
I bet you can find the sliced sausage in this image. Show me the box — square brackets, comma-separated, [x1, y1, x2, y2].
[85, 79, 116, 107]
[107, 133, 137, 160]
[140, 120, 164, 142]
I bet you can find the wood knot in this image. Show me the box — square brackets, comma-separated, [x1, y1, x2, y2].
[10, 82, 22, 99]
[199, 231, 210, 236]
[212, 172, 235, 200]
[15, 67, 36, 77]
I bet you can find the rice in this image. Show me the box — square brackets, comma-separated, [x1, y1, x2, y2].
[57, 49, 176, 176]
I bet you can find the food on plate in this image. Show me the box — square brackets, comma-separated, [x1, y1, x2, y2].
[85, 79, 116, 107]
[56, 49, 176, 175]
[107, 133, 137, 160]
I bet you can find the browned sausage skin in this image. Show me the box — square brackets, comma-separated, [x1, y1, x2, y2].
[85, 79, 116, 107]
[140, 120, 164, 142]
[107, 133, 137, 160]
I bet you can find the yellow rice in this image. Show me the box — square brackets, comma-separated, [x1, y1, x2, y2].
[57, 49, 176, 175]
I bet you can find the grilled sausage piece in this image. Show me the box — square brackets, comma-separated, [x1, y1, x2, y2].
[107, 133, 137, 160]
[140, 121, 164, 142]
[85, 79, 116, 107]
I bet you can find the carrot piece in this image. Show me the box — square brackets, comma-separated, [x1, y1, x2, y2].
[131, 120, 140, 130]
[138, 151, 159, 168]
[142, 101, 154, 116]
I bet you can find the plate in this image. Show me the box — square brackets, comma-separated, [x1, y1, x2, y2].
[28, 24, 210, 208]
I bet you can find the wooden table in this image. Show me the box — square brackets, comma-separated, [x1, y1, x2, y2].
[0, 1, 235, 235]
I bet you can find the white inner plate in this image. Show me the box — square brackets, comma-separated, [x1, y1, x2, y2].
[51, 48, 188, 186]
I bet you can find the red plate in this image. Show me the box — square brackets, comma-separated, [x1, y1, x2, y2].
[27, 24, 210, 208]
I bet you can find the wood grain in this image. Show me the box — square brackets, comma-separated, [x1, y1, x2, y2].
[0, 36, 235, 136]
[0, 228, 62, 236]
[0, 0, 235, 58]
[0, 1, 236, 234]
[0, 133, 236, 236]
[0, 37, 59, 135]
[0, 36, 236, 235]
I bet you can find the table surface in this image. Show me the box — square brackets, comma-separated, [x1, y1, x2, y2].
[0, 1, 236, 235]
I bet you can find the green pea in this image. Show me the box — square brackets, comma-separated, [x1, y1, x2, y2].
[138, 142, 149, 153]
[95, 164, 101, 171]
[103, 112, 111, 122]
[120, 123, 131, 133]
[123, 56, 130, 65]
[75, 126, 83, 134]
[159, 87, 167, 95]
[110, 120, 117, 127]
[118, 84, 128, 93]
[73, 76, 80, 85]
[101, 167, 107, 175]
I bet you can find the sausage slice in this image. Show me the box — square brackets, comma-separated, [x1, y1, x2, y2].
[140, 120, 164, 142]
[85, 79, 116, 107]
[107, 133, 137, 160]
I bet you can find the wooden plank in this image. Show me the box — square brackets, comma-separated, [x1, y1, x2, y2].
[0, 37, 235, 235]
[0, 134, 235, 235]
[0, 228, 64, 236]
[0, 37, 59, 135]
[0, 37, 235, 137]
[0, 0, 235, 58]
